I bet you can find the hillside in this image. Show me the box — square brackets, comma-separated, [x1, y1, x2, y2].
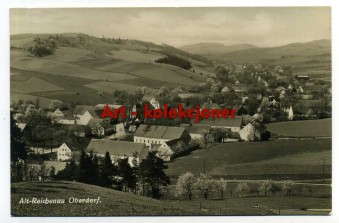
[166, 138, 331, 179]
[10, 33, 215, 105]
[180, 42, 257, 55]
[190, 39, 331, 79]
[11, 181, 203, 216]
[267, 119, 332, 138]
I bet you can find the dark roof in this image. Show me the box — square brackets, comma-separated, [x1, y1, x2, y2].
[194, 116, 243, 127]
[180, 124, 210, 135]
[73, 105, 94, 115]
[87, 119, 103, 127]
[165, 138, 184, 147]
[134, 124, 186, 140]
[86, 139, 147, 158]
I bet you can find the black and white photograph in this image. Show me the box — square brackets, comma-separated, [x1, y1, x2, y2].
[5, 5, 334, 219]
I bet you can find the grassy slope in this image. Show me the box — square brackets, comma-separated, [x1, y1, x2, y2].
[267, 119, 332, 137]
[166, 138, 331, 178]
[10, 33, 211, 105]
[11, 181, 204, 216]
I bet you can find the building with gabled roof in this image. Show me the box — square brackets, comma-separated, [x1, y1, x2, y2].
[86, 139, 148, 166]
[193, 116, 243, 132]
[134, 124, 190, 148]
[73, 105, 94, 117]
[180, 124, 211, 140]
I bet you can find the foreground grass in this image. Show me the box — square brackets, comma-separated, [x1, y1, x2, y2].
[165, 196, 331, 215]
[11, 181, 204, 216]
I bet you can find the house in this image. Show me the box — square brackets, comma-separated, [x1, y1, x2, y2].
[221, 86, 231, 93]
[297, 86, 304, 94]
[134, 124, 190, 148]
[94, 104, 122, 110]
[77, 109, 110, 126]
[180, 124, 211, 140]
[88, 119, 115, 137]
[107, 123, 126, 140]
[154, 139, 189, 162]
[51, 108, 65, 118]
[239, 123, 256, 141]
[73, 105, 94, 117]
[194, 116, 243, 132]
[231, 85, 247, 93]
[86, 139, 148, 166]
[57, 143, 72, 161]
[295, 75, 310, 81]
[51, 108, 76, 125]
[178, 93, 194, 102]
[56, 117, 77, 125]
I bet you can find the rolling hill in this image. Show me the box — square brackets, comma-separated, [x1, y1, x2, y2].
[181, 39, 331, 79]
[10, 33, 215, 105]
[180, 42, 257, 55]
[11, 181, 203, 216]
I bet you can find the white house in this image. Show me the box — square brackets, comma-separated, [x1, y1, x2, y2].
[57, 143, 72, 161]
[195, 116, 243, 132]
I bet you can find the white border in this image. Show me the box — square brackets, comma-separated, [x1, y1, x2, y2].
[1, 1, 337, 223]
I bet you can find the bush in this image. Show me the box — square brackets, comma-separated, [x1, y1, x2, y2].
[155, 55, 192, 70]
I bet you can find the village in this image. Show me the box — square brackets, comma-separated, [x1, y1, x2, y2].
[10, 62, 332, 183]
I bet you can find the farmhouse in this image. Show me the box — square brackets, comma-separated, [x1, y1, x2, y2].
[57, 143, 72, 161]
[295, 75, 310, 81]
[178, 93, 194, 103]
[73, 105, 94, 117]
[134, 124, 190, 148]
[77, 109, 110, 126]
[86, 139, 148, 166]
[153, 139, 189, 161]
[94, 104, 122, 110]
[194, 116, 243, 132]
[180, 124, 211, 140]
[55, 116, 77, 125]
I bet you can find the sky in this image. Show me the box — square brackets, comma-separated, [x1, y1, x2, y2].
[10, 7, 331, 47]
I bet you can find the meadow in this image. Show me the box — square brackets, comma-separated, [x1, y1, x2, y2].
[267, 119, 332, 137]
[166, 138, 331, 179]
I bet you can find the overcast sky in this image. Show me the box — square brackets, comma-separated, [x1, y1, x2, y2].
[10, 7, 331, 47]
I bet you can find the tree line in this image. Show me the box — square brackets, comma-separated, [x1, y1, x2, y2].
[56, 150, 170, 199]
[176, 172, 316, 200]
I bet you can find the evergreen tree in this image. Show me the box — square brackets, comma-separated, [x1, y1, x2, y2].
[78, 149, 89, 183]
[118, 158, 136, 192]
[139, 151, 170, 199]
[99, 152, 115, 187]
[10, 113, 27, 161]
[56, 159, 78, 181]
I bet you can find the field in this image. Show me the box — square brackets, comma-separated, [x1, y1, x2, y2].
[11, 77, 64, 93]
[166, 138, 331, 179]
[267, 119, 332, 137]
[11, 181, 204, 216]
[10, 40, 209, 105]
